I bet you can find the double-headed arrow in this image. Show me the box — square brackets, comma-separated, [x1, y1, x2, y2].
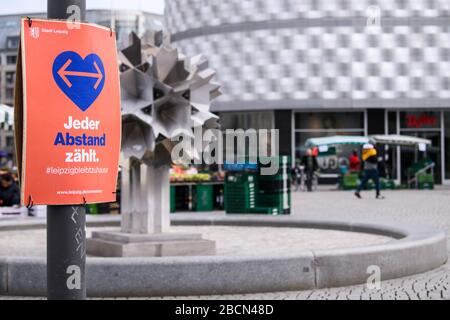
[57, 58, 103, 90]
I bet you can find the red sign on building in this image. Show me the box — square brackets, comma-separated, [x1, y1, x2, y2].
[405, 113, 438, 129]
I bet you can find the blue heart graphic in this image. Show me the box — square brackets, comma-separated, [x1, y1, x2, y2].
[52, 51, 105, 112]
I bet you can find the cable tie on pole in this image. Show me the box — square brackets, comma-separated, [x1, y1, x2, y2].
[26, 16, 32, 27]
[26, 195, 34, 209]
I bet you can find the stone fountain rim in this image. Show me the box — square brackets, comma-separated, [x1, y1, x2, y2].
[0, 214, 447, 297]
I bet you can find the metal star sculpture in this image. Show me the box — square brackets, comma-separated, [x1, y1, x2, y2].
[120, 31, 221, 166]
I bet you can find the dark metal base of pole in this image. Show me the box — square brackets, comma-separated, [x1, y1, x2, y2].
[47, 205, 86, 300]
[46, 0, 87, 301]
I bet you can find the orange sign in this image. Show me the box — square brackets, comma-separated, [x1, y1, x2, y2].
[15, 18, 121, 205]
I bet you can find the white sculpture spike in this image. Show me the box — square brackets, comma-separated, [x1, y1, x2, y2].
[120, 31, 221, 166]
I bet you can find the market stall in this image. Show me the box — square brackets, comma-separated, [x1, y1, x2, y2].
[370, 135, 434, 189]
[170, 165, 225, 213]
[305, 134, 435, 190]
[305, 135, 397, 190]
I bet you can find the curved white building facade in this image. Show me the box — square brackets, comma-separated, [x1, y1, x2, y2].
[166, 0, 450, 184]
[167, 0, 450, 110]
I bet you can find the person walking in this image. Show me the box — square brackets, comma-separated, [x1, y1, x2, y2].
[301, 148, 319, 192]
[355, 144, 385, 199]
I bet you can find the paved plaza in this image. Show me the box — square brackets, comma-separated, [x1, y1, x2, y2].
[195, 187, 450, 300]
[0, 226, 391, 258]
[3, 187, 450, 300]
[141, 187, 450, 300]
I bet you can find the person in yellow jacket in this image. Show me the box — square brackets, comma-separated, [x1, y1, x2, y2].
[355, 144, 385, 199]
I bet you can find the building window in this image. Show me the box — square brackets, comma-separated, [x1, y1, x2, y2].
[386, 111, 399, 180]
[219, 111, 274, 161]
[6, 36, 19, 49]
[5, 88, 14, 99]
[5, 71, 15, 85]
[6, 136, 14, 148]
[6, 55, 17, 65]
[220, 111, 273, 130]
[399, 111, 442, 184]
[388, 111, 397, 134]
[295, 112, 364, 132]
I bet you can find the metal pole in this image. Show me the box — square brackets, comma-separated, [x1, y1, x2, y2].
[47, 205, 86, 300]
[48, 0, 86, 22]
[47, 0, 87, 300]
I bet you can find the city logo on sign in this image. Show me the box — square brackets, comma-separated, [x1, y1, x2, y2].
[29, 27, 40, 39]
[52, 51, 106, 112]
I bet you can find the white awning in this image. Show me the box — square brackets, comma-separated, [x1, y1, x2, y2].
[305, 135, 370, 147]
[370, 135, 432, 146]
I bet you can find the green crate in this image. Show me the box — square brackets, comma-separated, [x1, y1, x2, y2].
[193, 184, 214, 212]
[249, 206, 291, 215]
[173, 185, 190, 211]
[86, 204, 99, 215]
[170, 186, 176, 213]
[225, 209, 248, 214]
[225, 188, 256, 194]
[258, 200, 289, 207]
[258, 156, 291, 174]
[226, 201, 256, 208]
[342, 173, 359, 190]
[226, 172, 257, 184]
[364, 178, 397, 191]
[418, 174, 434, 184]
[258, 174, 290, 181]
[225, 166, 292, 215]
[383, 179, 396, 190]
[419, 182, 434, 190]
[378, 178, 395, 190]
[225, 188, 257, 213]
[226, 198, 257, 205]
[257, 201, 290, 210]
[225, 190, 256, 199]
[258, 193, 290, 201]
[226, 204, 289, 215]
[257, 191, 290, 209]
[247, 207, 281, 215]
[257, 176, 291, 213]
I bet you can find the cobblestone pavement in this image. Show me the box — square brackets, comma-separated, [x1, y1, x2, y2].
[163, 259, 450, 300]
[169, 188, 450, 300]
[290, 187, 450, 234]
[0, 188, 449, 300]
